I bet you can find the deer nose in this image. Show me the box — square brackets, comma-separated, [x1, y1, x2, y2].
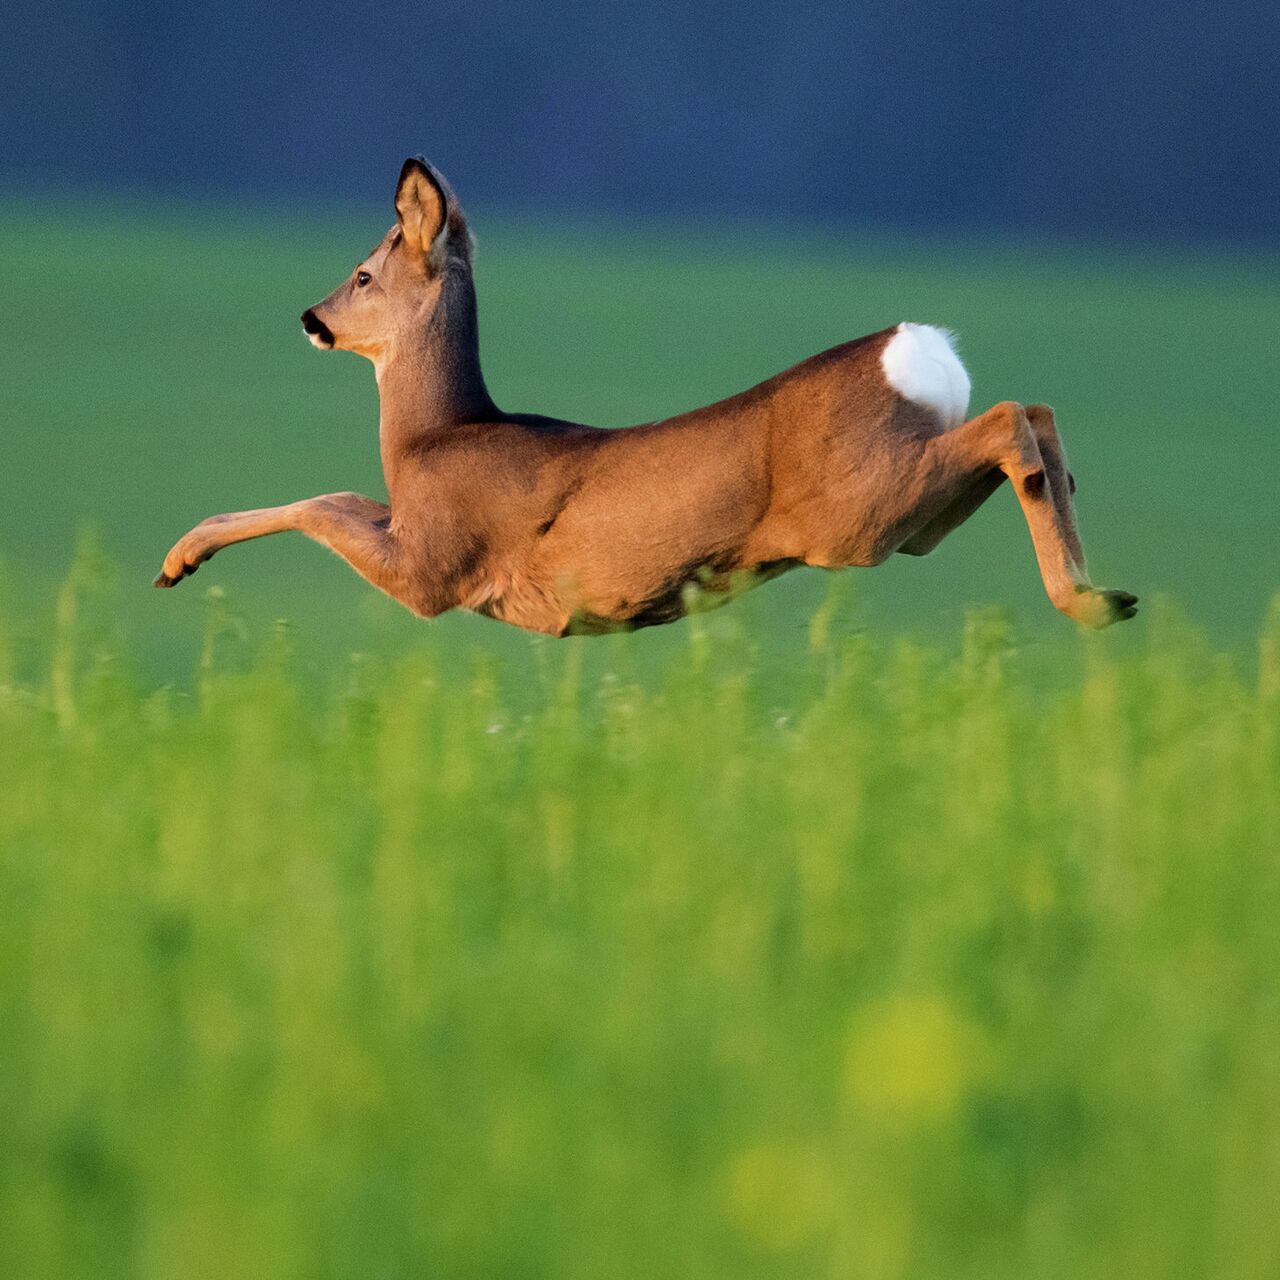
[300, 309, 335, 349]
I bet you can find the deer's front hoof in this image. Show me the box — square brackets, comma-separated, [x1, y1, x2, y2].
[154, 537, 211, 587]
[153, 561, 197, 588]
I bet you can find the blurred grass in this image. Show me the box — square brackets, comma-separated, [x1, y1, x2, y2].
[1, 566, 1278, 1279]
[1, 197, 1277, 678]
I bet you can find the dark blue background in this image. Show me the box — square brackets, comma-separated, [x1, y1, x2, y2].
[5, 0, 1278, 242]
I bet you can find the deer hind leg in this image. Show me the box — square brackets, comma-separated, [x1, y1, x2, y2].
[897, 469, 1006, 556]
[898, 403, 1079, 559]
[155, 492, 401, 598]
[1023, 403, 1087, 574]
[924, 401, 1137, 628]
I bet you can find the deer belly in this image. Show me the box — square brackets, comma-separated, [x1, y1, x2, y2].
[461, 570, 572, 636]
[564, 559, 798, 635]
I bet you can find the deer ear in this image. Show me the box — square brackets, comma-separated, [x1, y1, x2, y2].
[394, 157, 448, 256]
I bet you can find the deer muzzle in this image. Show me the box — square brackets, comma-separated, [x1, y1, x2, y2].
[300, 309, 335, 350]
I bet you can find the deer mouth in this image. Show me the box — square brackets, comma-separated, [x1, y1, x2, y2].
[300, 309, 335, 350]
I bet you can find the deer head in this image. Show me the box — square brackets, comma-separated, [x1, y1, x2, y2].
[300, 157, 473, 366]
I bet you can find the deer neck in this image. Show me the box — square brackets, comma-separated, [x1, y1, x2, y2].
[376, 267, 497, 492]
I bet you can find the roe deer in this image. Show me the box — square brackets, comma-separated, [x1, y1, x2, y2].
[155, 156, 1137, 634]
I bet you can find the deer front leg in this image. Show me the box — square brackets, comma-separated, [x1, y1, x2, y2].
[929, 402, 1137, 629]
[154, 492, 400, 598]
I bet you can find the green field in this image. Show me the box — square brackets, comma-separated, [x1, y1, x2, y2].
[2, 200, 1279, 1278]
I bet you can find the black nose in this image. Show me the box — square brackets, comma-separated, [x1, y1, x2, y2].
[300, 309, 335, 348]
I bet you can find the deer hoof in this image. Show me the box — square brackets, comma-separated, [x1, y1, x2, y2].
[1069, 587, 1139, 629]
[154, 541, 207, 587]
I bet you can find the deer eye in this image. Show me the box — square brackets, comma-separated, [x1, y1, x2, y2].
[356, 270, 372, 288]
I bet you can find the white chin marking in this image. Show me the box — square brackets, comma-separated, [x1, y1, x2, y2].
[306, 331, 333, 350]
[880, 322, 971, 429]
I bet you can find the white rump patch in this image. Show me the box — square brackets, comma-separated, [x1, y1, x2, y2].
[880, 322, 971, 429]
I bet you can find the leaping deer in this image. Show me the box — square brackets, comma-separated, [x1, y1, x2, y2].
[155, 156, 1137, 634]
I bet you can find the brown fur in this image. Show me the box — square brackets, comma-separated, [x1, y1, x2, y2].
[156, 157, 1137, 634]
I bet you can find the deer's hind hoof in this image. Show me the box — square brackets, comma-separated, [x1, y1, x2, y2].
[1098, 589, 1139, 625]
[1070, 587, 1139, 629]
